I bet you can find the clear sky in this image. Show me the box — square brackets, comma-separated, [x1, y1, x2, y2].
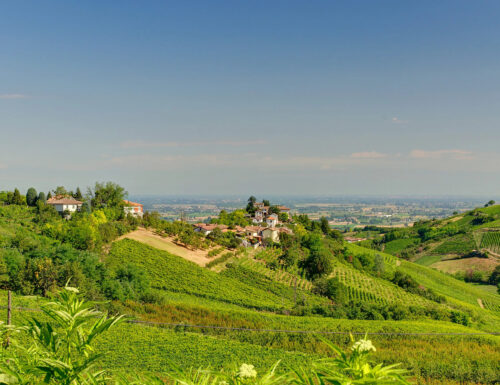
[1, 1, 499, 196]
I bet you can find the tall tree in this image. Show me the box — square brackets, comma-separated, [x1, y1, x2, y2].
[73, 187, 83, 200]
[246, 195, 257, 213]
[52, 186, 68, 196]
[46, 191, 52, 200]
[262, 199, 270, 206]
[37, 191, 46, 204]
[12, 188, 24, 205]
[320, 217, 331, 235]
[90, 182, 127, 209]
[26, 187, 38, 206]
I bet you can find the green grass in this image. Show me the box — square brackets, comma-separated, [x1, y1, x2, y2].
[414, 255, 442, 266]
[431, 234, 476, 255]
[384, 238, 420, 255]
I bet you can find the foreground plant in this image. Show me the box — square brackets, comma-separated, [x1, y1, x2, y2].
[164, 335, 411, 385]
[289, 335, 410, 385]
[0, 287, 124, 384]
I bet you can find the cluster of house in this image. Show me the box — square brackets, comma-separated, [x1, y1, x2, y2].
[193, 222, 292, 247]
[193, 203, 293, 247]
[45, 196, 144, 218]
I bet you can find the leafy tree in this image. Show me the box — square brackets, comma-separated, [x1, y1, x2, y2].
[46, 191, 52, 200]
[313, 277, 347, 304]
[262, 199, 270, 206]
[246, 195, 257, 213]
[302, 244, 333, 279]
[52, 186, 68, 196]
[37, 191, 46, 204]
[488, 265, 500, 285]
[73, 186, 83, 200]
[269, 205, 280, 215]
[26, 187, 38, 206]
[320, 216, 330, 235]
[374, 254, 385, 276]
[11, 188, 24, 205]
[90, 181, 127, 209]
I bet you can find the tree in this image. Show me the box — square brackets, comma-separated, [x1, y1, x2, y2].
[47, 191, 52, 199]
[52, 186, 68, 196]
[90, 181, 127, 209]
[320, 216, 330, 235]
[12, 188, 24, 205]
[37, 191, 46, 204]
[262, 199, 270, 206]
[313, 277, 347, 304]
[269, 205, 280, 215]
[303, 246, 333, 279]
[26, 187, 38, 206]
[246, 195, 257, 213]
[374, 254, 385, 276]
[74, 187, 83, 200]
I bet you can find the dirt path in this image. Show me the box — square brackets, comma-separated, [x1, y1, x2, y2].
[117, 228, 212, 267]
[477, 298, 485, 309]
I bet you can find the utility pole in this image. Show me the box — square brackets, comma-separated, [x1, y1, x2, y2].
[6, 290, 12, 347]
[294, 277, 297, 306]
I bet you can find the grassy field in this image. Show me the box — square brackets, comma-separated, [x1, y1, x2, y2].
[414, 255, 442, 266]
[3, 289, 498, 385]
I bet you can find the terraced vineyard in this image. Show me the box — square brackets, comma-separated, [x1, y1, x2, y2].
[330, 262, 431, 306]
[237, 255, 431, 307]
[236, 257, 313, 290]
[477, 231, 500, 254]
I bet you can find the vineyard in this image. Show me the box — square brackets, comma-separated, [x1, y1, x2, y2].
[236, 257, 313, 290]
[476, 230, 500, 254]
[330, 262, 431, 306]
[107, 239, 301, 311]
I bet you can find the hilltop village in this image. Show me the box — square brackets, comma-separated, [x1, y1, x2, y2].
[193, 199, 293, 248]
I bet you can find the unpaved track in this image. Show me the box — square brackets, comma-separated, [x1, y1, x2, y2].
[117, 228, 212, 266]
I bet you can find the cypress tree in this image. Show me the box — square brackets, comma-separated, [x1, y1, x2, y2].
[13, 188, 23, 205]
[74, 187, 83, 200]
[26, 187, 38, 206]
[38, 191, 46, 204]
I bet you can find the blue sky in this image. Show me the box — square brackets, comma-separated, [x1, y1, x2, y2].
[1, 1, 499, 196]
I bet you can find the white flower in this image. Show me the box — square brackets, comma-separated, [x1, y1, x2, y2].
[351, 339, 376, 353]
[238, 363, 257, 378]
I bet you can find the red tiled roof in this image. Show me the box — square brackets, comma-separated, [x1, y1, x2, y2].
[123, 200, 143, 207]
[46, 196, 83, 205]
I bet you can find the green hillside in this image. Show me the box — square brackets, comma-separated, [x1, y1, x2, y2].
[353, 205, 500, 276]
[1, 193, 500, 385]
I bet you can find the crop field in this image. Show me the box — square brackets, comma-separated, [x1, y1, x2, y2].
[107, 239, 309, 311]
[236, 257, 313, 290]
[398, 260, 500, 314]
[96, 315, 500, 385]
[414, 255, 442, 266]
[431, 234, 476, 255]
[383, 238, 420, 255]
[478, 231, 500, 254]
[330, 262, 431, 306]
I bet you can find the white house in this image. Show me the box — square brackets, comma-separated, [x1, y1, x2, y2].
[123, 200, 144, 218]
[262, 228, 280, 243]
[46, 196, 83, 214]
[266, 214, 278, 228]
